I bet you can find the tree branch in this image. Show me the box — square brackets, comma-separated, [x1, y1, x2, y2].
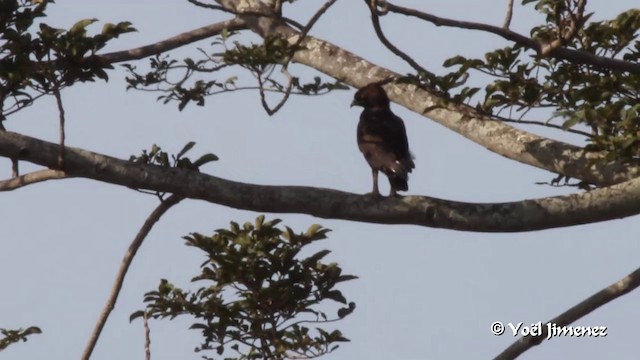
[383, 1, 640, 74]
[367, 0, 433, 77]
[3, 130, 640, 232]
[495, 264, 640, 360]
[99, 18, 247, 63]
[0, 169, 66, 191]
[503, 0, 514, 29]
[81, 194, 183, 360]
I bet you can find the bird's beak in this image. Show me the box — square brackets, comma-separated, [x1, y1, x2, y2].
[350, 99, 362, 108]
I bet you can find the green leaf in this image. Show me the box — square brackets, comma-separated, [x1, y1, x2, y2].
[69, 18, 98, 35]
[176, 141, 196, 159]
[193, 153, 219, 167]
[129, 310, 145, 322]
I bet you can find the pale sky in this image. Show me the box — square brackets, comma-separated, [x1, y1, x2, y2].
[2, 1, 639, 359]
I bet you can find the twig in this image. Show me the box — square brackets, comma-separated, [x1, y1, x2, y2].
[257, 67, 294, 116]
[296, 0, 339, 44]
[186, 0, 304, 29]
[495, 264, 640, 360]
[11, 158, 18, 177]
[503, 0, 514, 29]
[257, 0, 339, 115]
[81, 194, 183, 360]
[383, 1, 640, 74]
[497, 116, 592, 137]
[0, 169, 66, 191]
[368, 0, 434, 77]
[144, 312, 151, 360]
[52, 84, 65, 169]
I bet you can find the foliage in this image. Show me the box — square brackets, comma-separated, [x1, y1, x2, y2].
[129, 141, 219, 171]
[131, 216, 356, 360]
[123, 31, 348, 111]
[0, 0, 135, 119]
[0, 326, 41, 351]
[414, 1, 640, 162]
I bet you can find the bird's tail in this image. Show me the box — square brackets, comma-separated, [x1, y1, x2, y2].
[384, 160, 411, 192]
[388, 173, 409, 192]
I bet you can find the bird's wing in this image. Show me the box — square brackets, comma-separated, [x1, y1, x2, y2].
[358, 109, 414, 172]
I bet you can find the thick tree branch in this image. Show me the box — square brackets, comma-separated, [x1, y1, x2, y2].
[2, 130, 640, 233]
[495, 264, 640, 360]
[383, 1, 640, 74]
[81, 194, 183, 360]
[99, 18, 247, 63]
[0, 169, 67, 191]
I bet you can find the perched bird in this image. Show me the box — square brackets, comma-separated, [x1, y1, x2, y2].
[350, 82, 415, 196]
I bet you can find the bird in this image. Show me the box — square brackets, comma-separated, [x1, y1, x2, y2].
[350, 82, 415, 197]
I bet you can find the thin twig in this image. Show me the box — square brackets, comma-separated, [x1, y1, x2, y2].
[368, 0, 434, 77]
[11, 158, 18, 177]
[497, 116, 592, 137]
[143, 312, 151, 360]
[0, 169, 66, 191]
[495, 264, 640, 360]
[52, 84, 65, 169]
[257, 0, 339, 115]
[186, 0, 304, 29]
[503, 0, 514, 29]
[81, 194, 184, 360]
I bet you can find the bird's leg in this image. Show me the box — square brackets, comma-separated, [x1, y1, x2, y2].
[369, 168, 381, 197]
[389, 186, 398, 197]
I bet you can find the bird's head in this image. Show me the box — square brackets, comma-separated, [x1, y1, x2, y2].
[350, 83, 390, 109]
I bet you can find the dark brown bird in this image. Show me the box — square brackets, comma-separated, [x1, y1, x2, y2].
[351, 82, 415, 196]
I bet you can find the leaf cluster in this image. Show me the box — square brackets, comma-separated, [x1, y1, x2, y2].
[418, 1, 640, 161]
[129, 141, 218, 170]
[0, 326, 41, 351]
[131, 216, 356, 360]
[0, 0, 135, 118]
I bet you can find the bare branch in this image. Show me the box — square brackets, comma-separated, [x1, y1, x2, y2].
[368, 0, 433, 77]
[81, 194, 183, 360]
[144, 303, 152, 360]
[52, 84, 65, 168]
[100, 19, 247, 63]
[503, 0, 514, 29]
[0, 169, 66, 191]
[383, 1, 640, 74]
[3, 131, 640, 232]
[298, 0, 339, 41]
[258, 0, 339, 115]
[495, 264, 640, 360]
[496, 116, 592, 137]
[11, 158, 18, 177]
